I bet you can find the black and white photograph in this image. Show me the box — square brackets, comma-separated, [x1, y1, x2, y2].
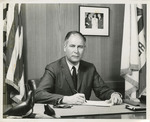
[85, 12, 104, 29]
[80, 6, 109, 36]
[0, 1, 149, 122]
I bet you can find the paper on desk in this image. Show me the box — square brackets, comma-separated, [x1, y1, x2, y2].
[83, 100, 113, 107]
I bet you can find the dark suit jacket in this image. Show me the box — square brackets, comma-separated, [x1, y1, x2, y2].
[35, 57, 114, 104]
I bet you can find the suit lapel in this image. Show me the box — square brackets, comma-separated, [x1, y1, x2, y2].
[61, 57, 76, 94]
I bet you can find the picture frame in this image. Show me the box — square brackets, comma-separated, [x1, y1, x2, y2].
[79, 6, 110, 36]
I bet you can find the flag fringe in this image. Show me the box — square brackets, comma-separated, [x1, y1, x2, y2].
[120, 68, 132, 76]
[130, 64, 140, 70]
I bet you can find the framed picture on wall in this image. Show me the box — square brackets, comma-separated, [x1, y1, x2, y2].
[79, 6, 110, 36]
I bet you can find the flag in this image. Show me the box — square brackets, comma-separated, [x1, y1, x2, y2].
[3, 3, 25, 104]
[120, 4, 146, 101]
[3, 4, 8, 81]
[137, 5, 146, 97]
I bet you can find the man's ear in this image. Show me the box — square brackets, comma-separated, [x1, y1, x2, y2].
[64, 41, 68, 52]
[64, 44, 66, 52]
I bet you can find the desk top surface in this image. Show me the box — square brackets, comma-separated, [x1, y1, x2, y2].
[33, 103, 146, 118]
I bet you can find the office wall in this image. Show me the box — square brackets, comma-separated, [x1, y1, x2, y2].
[24, 3, 124, 79]
[23, 4, 125, 98]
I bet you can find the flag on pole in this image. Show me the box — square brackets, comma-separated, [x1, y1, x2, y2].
[137, 4, 146, 97]
[3, 3, 25, 104]
[120, 4, 146, 101]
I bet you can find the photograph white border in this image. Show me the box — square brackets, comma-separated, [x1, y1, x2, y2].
[80, 6, 109, 36]
[0, 1, 150, 122]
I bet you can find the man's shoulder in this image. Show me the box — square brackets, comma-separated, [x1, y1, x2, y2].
[80, 60, 96, 72]
[46, 57, 64, 69]
[80, 60, 95, 67]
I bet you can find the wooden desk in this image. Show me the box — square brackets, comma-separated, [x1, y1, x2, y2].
[33, 103, 146, 119]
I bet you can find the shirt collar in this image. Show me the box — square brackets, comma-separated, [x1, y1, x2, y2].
[66, 58, 79, 73]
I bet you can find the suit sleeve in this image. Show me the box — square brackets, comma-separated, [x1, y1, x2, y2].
[35, 65, 63, 104]
[92, 65, 115, 100]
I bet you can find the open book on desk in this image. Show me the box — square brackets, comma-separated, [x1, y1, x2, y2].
[83, 100, 113, 107]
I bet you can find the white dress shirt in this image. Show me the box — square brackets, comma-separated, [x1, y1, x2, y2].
[66, 58, 79, 75]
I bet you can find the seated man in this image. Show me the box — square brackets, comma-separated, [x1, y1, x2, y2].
[35, 31, 122, 105]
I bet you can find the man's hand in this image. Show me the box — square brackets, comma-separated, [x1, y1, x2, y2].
[62, 93, 86, 105]
[106, 92, 122, 105]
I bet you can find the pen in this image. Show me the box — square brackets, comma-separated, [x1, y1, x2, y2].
[74, 89, 78, 93]
[74, 89, 87, 103]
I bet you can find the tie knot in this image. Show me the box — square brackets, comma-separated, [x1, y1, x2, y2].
[72, 66, 76, 74]
[72, 66, 76, 70]
[72, 66, 77, 74]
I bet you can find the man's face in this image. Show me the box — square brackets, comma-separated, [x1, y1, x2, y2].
[64, 34, 86, 65]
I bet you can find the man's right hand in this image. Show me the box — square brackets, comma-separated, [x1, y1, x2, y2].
[62, 93, 86, 105]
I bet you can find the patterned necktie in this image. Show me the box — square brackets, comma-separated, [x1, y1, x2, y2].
[72, 66, 77, 90]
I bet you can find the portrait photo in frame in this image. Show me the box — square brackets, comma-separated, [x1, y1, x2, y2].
[79, 6, 110, 36]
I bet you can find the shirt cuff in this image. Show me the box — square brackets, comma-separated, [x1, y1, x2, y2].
[111, 92, 122, 98]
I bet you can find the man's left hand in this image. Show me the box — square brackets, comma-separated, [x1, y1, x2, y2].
[107, 92, 123, 105]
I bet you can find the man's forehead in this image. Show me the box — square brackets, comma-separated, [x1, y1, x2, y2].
[68, 34, 84, 41]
